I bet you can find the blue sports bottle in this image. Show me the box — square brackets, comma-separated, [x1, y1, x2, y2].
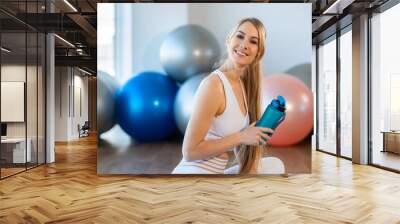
[256, 95, 286, 137]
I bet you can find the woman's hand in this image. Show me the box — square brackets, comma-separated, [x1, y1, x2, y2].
[239, 122, 274, 146]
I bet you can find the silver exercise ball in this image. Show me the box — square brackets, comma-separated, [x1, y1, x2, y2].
[97, 71, 119, 134]
[174, 74, 207, 134]
[160, 25, 220, 83]
[285, 63, 312, 89]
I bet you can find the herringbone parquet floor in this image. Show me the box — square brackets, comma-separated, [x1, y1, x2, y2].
[1, 135, 400, 223]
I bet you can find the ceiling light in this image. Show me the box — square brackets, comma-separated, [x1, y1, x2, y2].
[63, 0, 78, 12]
[1, 47, 11, 53]
[78, 67, 92, 76]
[322, 0, 354, 15]
[54, 34, 75, 48]
[323, 0, 342, 14]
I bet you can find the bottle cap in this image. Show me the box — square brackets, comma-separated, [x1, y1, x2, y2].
[272, 99, 280, 108]
[271, 95, 286, 112]
[277, 95, 285, 106]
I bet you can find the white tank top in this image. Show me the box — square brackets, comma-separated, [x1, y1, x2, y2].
[172, 70, 249, 174]
[205, 69, 249, 142]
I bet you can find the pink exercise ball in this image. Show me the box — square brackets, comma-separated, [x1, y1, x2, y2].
[261, 74, 313, 147]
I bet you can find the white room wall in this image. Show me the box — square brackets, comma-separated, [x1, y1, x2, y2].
[55, 66, 69, 141]
[54, 67, 89, 141]
[72, 73, 89, 138]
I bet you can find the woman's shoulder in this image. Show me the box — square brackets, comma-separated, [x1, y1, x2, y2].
[199, 72, 224, 94]
[194, 72, 225, 115]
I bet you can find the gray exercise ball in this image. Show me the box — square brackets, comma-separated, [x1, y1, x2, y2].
[97, 71, 119, 135]
[285, 63, 312, 89]
[174, 74, 207, 134]
[160, 25, 220, 83]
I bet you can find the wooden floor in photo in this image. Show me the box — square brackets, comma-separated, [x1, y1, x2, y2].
[1, 135, 400, 223]
[98, 135, 310, 174]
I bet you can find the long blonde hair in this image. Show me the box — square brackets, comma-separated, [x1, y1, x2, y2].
[221, 18, 267, 174]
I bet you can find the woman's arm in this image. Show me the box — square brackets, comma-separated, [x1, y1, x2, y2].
[182, 75, 238, 161]
[182, 75, 271, 161]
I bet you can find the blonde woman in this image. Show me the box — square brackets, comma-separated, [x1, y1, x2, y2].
[172, 18, 277, 174]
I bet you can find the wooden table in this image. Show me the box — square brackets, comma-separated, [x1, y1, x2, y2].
[381, 131, 400, 154]
[1, 138, 31, 164]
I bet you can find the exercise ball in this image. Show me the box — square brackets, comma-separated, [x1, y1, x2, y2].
[97, 71, 119, 134]
[285, 63, 312, 89]
[174, 74, 207, 134]
[115, 71, 178, 142]
[262, 74, 313, 146]
[98, 70, 119, 93]
[160, 25, 220, 83]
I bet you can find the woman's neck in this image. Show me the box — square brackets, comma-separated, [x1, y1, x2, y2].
[220, 61, 246, 82]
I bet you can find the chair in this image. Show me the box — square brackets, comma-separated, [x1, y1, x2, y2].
[78, 121, 90, 138]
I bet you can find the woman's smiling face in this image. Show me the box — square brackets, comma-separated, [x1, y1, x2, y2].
[227, 21, 260, 68]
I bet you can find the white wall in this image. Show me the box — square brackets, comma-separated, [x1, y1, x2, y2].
[55, 66, 68, 141]
[54, 67, 89, 141]
[73, 73, 89, 137]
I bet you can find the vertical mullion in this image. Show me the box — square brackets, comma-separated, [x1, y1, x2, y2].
[60, 66, 61, 117]
[69, 69, 71, 118]
[36, 0, 39, 167]
[0, 25, 2, 179]
[367, 11, 373, 165]
[73, 68, 75, 118]
[44, 35, 47, 164]
[25, 0, 28, 171]
[316, 44, 320, 150]
[44, 0, 47, 164]
[336, 29, 341, 157]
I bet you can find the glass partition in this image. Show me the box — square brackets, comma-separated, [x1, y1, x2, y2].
[371, 3, 400, 171]
[0, 1, 46, 179]
[1, 30, 28, 177]
[339, 28, 352, 158]
[317, 35, 337, 155]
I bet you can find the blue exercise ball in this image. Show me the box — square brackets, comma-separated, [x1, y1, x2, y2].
[174, 73, 207, 134]
[115, 71, 178, 142]
[97, 71, 119, 135]
[160, 25, 220, 83]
